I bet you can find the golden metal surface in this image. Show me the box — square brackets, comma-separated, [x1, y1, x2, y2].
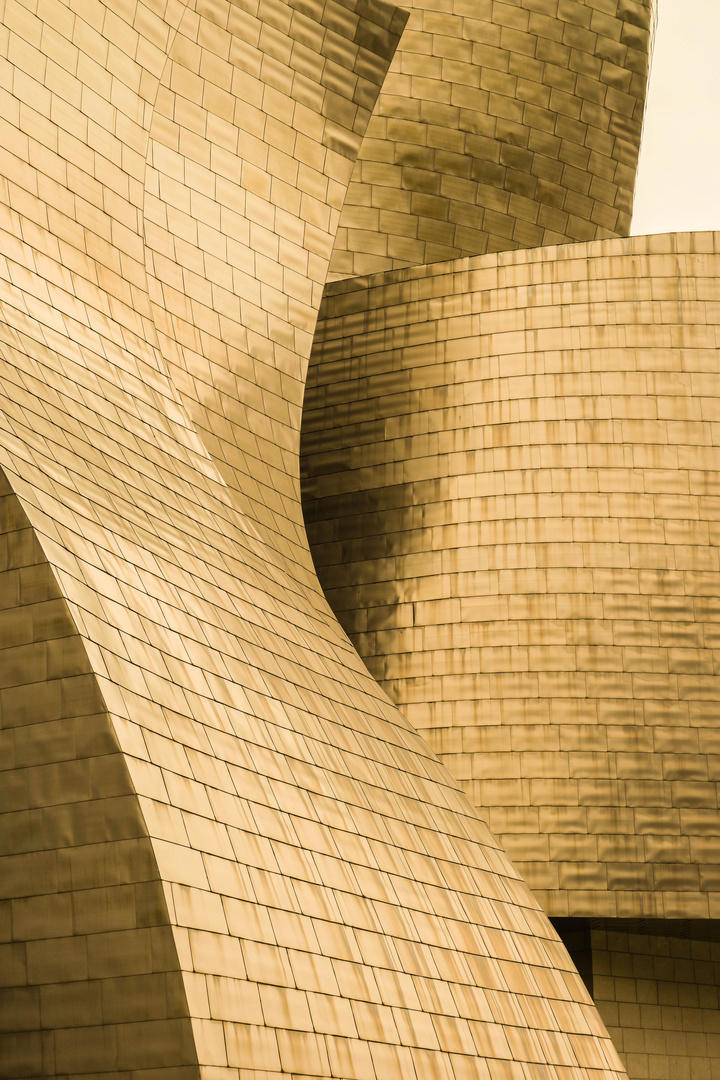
[0, 2, 629, 1079]
[303, 232, 720, 927]
[329, 0, 654, 277]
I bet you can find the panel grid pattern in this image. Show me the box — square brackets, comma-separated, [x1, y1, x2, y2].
[592, 927, 720, 1080]
[329, 0, 653, 278]
[0, 1, 629, 1078]
[302, 232, 720, 921]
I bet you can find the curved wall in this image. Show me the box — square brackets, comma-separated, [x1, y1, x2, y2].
[144, 0, 406, 584]
[329, 0, 654, 278]
[302, 231, 720, 921]
[0, 2, 628, 1079]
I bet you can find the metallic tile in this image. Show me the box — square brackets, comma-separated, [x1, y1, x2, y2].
[0, 2, 630, 1079]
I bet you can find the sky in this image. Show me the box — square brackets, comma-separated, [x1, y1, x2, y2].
[630, 0, 720, 236]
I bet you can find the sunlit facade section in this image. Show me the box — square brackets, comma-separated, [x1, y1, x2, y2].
[303, 230, 720, 1080]
[304, 232, 720, 922]
[329, 0, 654, 277]
[0, 3, 629, 1079]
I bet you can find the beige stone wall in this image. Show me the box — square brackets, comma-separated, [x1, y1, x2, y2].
[329, 0, 654, 277]
[592, 927, 720, 1080]
[302, 231, 720, 922]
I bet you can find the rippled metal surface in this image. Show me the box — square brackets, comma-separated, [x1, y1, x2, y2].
[303, 232, 720, 925]
[329, 0, 654, 277]
[0, 2, 628, 1078]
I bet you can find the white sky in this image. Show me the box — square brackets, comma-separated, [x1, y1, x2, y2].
[630, 0, 720, 236]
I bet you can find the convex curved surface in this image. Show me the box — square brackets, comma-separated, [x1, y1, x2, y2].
[0, 2, 627, 1079]
[303, 231, 720, 921]
[329, 0, 654, 277]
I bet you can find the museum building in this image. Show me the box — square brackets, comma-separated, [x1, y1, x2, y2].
[1, 2, 719, 1080]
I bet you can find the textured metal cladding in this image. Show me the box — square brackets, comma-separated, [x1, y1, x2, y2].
[329, 0, 654, 277]
[302, 232, 720, 924]
[0, 473, 199, 1078]
[143, 0, 407, 590]
[0, 2, 628, 1079]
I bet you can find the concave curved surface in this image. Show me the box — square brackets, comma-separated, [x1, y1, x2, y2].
[0, 2, 626, 1079]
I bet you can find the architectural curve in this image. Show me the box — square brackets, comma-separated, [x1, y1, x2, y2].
[303, 231, 720, 924]
[144, 0, 407, 583]
[302, 230, 720, 1077]
[0, 2, 627, 1079]
[329, 0, 654, 278]
[0, 475, 200, 1078]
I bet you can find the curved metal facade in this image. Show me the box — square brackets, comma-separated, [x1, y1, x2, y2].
[0, 2, 629, 1079]
[329, 0, 654, 278]
[303, 232, 720, 923]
